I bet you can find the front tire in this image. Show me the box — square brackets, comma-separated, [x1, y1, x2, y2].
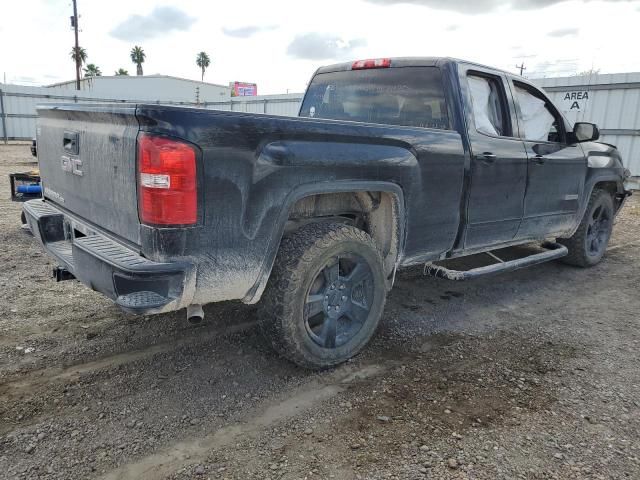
[259, 223, 387, 369]
[559, 189, 614, 267]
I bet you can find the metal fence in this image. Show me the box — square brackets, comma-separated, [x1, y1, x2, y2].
[217, 94, 303, 116]
[0, 83, 303, 142]
[534, 72, 640, 180]
[3, 75, 638, 180]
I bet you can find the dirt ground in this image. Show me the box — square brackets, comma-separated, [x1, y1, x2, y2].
[0, 142, 639, 480]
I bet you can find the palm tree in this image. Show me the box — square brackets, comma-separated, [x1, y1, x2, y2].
[83, 64, 101, 77]
[130, 46, 145, 76]
[114, 68, 129, 76]
[196, 51, 211, 82]
[70, 46, 87, 66]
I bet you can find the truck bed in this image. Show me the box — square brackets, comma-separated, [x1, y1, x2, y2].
[34, 103, 466, 304]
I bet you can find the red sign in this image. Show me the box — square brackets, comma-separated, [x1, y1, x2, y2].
[230, 81, 257, 97]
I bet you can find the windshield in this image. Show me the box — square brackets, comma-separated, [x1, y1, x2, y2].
[299, 66, 450, 130]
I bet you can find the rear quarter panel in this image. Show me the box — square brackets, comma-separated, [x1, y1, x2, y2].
[136, 106, 465, 303]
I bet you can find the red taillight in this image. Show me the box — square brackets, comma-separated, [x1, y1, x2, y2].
[351, 58, 392, 70]
[137, 134, 197, 225]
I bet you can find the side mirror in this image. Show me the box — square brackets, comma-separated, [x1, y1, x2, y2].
[573, 122, 599, 142]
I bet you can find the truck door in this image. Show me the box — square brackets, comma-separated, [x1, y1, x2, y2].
[510, 80, 587, 238]
[461, 67, 528, 249]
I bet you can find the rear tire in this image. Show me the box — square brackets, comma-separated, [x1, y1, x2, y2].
[559, 189, 614, 267]
[259, 223, 386, 369]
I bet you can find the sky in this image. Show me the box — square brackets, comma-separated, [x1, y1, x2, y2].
[1, 0, 639, 94]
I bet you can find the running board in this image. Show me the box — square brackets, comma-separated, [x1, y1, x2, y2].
[424, 242, 568, 281]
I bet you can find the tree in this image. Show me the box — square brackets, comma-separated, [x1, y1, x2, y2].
[70, 46, 87, 67]
[130, 46, 146, 76]
[115, 68, 129, 76]
[196, 51, 211, 82]
[83, 64, 101, 77]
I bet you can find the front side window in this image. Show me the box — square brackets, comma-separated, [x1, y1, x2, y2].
[467, 73, 511, 137]
[299, 67, 451, 130]
[514, 82, 564, 143]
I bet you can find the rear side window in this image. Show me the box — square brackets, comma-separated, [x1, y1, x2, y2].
[299, 67, 451, 130]
[467, 73, 511, 137]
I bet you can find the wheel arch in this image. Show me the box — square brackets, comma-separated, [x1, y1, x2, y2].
[243, 181, 407, 304]
[564, 172, 626, 238]
[585, 169, 626, 198]
[558, 181, 617, 267]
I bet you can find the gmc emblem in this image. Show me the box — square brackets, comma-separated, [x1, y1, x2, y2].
[61, 155, 83, 176]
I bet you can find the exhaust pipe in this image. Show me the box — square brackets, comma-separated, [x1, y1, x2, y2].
[186, 304, 204, 324]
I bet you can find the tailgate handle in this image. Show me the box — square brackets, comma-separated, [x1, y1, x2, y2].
[63, 131, 79, 155]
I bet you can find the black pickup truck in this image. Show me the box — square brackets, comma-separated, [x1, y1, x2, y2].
[24, 57, 630, 368]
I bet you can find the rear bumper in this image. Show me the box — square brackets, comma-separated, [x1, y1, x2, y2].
[23, 199, 195, 315]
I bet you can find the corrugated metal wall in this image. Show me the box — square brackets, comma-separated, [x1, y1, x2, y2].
[0, 83, 205, 140]
[48, 75, 229, 104]
[535, 73, 640, 177]
[0, 83, 303, 141]
[218, 94, 303, 116]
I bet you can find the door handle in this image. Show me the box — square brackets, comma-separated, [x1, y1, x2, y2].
[532, 154, 546, 165]
[477, 152, 496, 164]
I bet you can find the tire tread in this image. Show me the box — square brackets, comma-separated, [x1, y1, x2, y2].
[259, 222, 384, 369]
[559, 188, 613, 267]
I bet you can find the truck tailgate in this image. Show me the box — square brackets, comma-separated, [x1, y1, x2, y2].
[36, 104, 140, 244]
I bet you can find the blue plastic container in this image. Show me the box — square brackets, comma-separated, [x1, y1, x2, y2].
[17, 184, 42, 194]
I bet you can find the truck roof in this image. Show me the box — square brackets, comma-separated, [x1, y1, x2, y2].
[315, 57, 513, 76]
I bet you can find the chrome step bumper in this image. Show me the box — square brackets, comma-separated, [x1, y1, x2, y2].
[23, 199, 194, 314]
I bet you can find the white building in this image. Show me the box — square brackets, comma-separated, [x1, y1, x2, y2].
[47, 74, 230, 104]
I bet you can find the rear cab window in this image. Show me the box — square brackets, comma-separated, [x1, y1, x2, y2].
[299, 67, 451, 130]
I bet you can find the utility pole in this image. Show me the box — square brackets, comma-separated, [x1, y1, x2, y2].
[72, 0, 80, 90]
[516, 62, 526, 76]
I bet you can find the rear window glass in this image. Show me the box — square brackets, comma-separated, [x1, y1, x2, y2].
[467, 74, 511, 137]
[299, 67, 451, 130]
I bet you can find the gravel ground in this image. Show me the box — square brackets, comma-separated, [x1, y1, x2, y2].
[0, 143, 639, 480]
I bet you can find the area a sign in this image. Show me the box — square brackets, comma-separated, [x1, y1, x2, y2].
[561, 91, 589, 111]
